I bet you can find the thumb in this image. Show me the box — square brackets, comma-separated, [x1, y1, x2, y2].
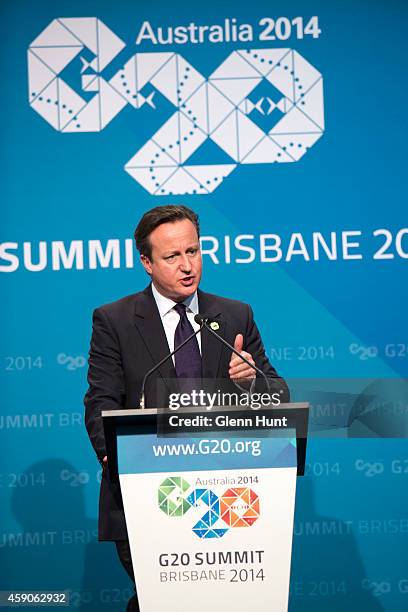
[233, 333, 244, 354]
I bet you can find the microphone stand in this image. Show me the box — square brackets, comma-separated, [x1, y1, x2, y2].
[200, 319, 273, 396]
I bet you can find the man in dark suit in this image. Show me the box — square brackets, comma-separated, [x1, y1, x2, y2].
[84, 205, 288, 611]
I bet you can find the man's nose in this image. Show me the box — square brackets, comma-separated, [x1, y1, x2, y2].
[179, 254, 192, 272]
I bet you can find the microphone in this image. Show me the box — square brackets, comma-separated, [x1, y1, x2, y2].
[139, 321, 205, 408]
[194, 313, 216, 325]
[194, 313, 273, 393]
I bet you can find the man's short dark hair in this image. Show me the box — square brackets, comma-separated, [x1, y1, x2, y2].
[134, 205, 200, 259]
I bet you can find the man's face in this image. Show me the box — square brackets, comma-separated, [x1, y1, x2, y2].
[141, 219, 202, 302]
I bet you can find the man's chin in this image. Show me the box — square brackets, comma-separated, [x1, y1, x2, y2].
[176, 281, 198, 300]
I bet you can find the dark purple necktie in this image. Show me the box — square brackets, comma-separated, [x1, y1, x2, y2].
[174, 303, 202, 379]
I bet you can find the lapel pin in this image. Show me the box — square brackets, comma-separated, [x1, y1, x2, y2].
[210, 321, 220, 331]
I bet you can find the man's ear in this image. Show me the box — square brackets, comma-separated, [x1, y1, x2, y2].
[140, 254, 152, 275]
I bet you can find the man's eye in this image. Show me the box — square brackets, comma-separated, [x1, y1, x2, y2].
[165, 254, 176, 261]
[188, 249, 198, 255]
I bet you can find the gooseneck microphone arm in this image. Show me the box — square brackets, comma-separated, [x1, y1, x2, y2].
[194, 314, 272, 394]
[139, 321, 205, 408]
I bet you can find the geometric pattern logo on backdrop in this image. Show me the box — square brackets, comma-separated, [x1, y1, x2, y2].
[28, 17, 324, 196]
[158, 476, 260, 539]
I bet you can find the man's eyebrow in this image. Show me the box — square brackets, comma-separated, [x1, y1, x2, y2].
[163, 243, 199, 255]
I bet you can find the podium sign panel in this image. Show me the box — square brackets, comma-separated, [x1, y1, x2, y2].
[118, 432, 297, 612]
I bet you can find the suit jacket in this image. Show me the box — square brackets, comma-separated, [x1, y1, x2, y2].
[84, 284, 288, 540]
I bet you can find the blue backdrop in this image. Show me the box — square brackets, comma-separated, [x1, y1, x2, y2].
[1, 0, 407, 609]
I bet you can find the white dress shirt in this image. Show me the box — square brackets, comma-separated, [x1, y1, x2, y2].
[151, 283, 202, 362]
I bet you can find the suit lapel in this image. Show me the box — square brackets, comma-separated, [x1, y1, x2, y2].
[133, 285, 176, 380]
[198, 290, 226, 380]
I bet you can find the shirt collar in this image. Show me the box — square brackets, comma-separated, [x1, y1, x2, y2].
[151, 283, 199, 317]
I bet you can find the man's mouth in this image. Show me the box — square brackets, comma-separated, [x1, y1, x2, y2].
[180, 276, 194, 285]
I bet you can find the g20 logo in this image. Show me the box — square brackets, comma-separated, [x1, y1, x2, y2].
[28, 17, 324, 196]
[158, 476, 260, 539]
